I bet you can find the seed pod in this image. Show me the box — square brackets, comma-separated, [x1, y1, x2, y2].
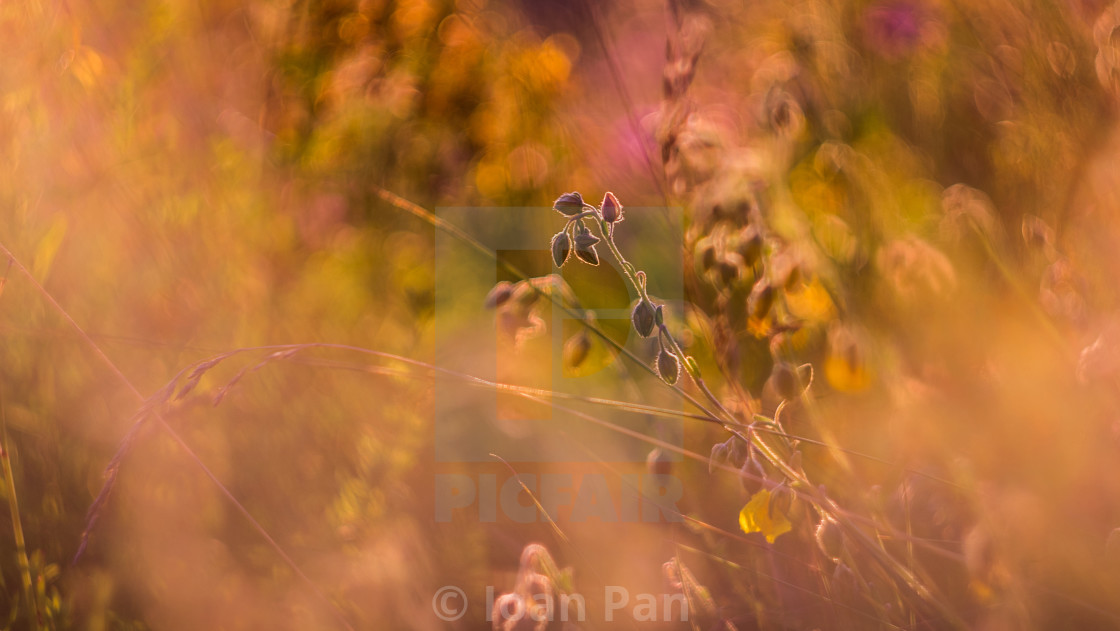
[697, 241, 717, 272]
[601, 191, 623, 223]
[484, 281, 514, 309]
[657, 349, 680, 385]
[575, 243, 599, 265]
[632, 299, 657, 337]
[647, 448, 672, 475]
[749, 282, 775, 320]
[815, 517, 845, 562]
[708, 442, 728, 474]
[554, 192, 584, 216]
[717, 257, 741, 286]
[551, 231, 572, 267]
[563, 331, 592, 369]
[738, 226, 763, 266]
[768, 481, 793, 517]
[784, 263, 802, 289]
[738, 455, 767, 495]
[721, 436, 745, 465]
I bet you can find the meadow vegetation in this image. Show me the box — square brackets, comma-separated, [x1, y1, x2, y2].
[3, 0, 1120, 628]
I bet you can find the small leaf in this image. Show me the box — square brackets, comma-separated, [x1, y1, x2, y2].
[738, 489, 792, 543]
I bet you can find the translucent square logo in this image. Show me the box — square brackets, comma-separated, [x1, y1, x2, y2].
[433, 205, 684, 463]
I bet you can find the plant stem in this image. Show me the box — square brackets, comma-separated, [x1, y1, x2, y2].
[1, 409, 42, 631]
[596, 216, 740, 424]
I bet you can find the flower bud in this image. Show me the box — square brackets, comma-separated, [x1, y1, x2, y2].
[575, 243, 599, 265]
[708, 442, 728, 474]
[749, 282, 774, 320]
[815, 517, 845, 562]
[551, 231, 572, 267]
[657, 349, 681, 385]
[738, 226, 763, 266]
[768, 481, 793, 517]
[601, 191, 623, 223]
[563, 331, 592, 369]
[646, 448, 672, 475]
[554, 192, 584, 216]
[631, 299, 657, 337]
[574, 229, 600, 249]
[484, 281, 514, 309]
[738, 455, 767, 495]
[696, 241, 717, 272]
[717, 258, 741, 285]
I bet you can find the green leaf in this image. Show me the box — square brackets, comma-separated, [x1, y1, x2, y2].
[738, 489, 792, 543]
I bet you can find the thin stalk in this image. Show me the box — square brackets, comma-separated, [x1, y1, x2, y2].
[592, 211, 739, 425]
[1, 410, 42, 631]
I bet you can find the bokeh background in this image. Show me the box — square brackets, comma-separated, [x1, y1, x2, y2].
[4, 0, 1120, 628]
